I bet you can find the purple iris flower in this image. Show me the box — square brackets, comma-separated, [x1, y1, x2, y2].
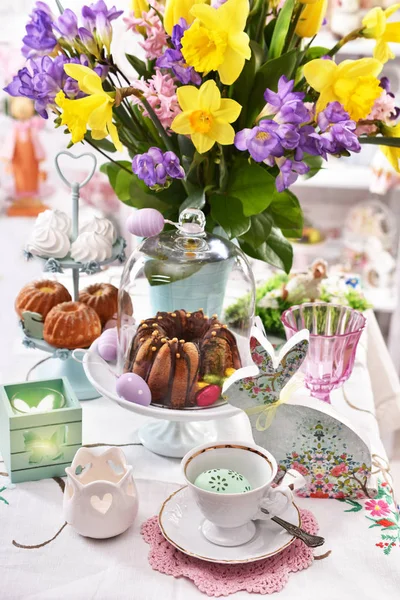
[379, 76, 400, 120]
[264, 76, 305, 112]
[21, 1, 57, 58]
[275, 158, 309, 193]
[234, 121, 283, 162]
[132, 148, 185, 188]
[317, 101, 349, 131]
[163, 151, 186, 179]
[157, 19, 201, 85]
[171, 18, 188, 50]
[295, 125, 322, 160]
[263, 76, 310, 125]
[4, 54, 104, 119]
[132, 154, 157, 187]
[82, 0, 123, 33]
[53, 8, 79, 41]
[317, 102, 361, 155]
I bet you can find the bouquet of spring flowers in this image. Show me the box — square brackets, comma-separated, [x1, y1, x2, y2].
[5, 0, 400, 272]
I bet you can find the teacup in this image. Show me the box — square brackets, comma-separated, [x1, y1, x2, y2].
[182, 441, 304, 547]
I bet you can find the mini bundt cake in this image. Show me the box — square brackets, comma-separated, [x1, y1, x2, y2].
[43, 302, 101, 349]
[79, 283, 120, 327]
[15, 280, 71, 319]
[124, 309, 241, 409]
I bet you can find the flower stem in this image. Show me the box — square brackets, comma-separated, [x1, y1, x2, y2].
[84, 137, 133, 173]
[327, 28, 364, 57]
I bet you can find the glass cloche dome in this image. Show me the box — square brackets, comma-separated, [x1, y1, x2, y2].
[117, 208, 255, 410]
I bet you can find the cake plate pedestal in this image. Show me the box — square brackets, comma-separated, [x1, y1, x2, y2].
[82, 344, 241, 458]
[21, 151, 126, 400]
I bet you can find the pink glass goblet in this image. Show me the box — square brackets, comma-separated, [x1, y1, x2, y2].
[281, 303, 366, 404]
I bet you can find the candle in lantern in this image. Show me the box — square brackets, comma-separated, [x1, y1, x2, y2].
[10, 386, 65, 414]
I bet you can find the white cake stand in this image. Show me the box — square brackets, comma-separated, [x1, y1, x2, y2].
[82, 344, 241, 458]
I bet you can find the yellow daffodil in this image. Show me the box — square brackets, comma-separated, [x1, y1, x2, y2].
[171, 79, 241, 153]
[380, 123, 400, 172]
[303, 57, 383, 121]
[362, 4, 400, 64]
[55, 65, 122, 151]
[164, 0, 208, 35]
[296, 0, 328, 38]
[132, 0, 148, 17]
[180, 0, 251, 85]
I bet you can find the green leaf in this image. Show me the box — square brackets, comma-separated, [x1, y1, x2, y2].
[229, 162, 275, 216]
[233, 41, 264, 123]
[303, 46, 330, 62]
[210, 194, 251, 239]
[264, 18, 277, 50]
[180, 187, 206, 213]
[239, 226, 293, 272]
[128, 177, 170, 212]
[239, 211, 273, 248]
[303, 155, 324, 180]
[268, 189, 303, 238]
[268, 0, 295, 59]
[100, 160, 132, 189]
[115, 168, 134, 201]
[84, 131, 117, 153]
[126, 53, 151, 78]
[247, 50, 298, 125]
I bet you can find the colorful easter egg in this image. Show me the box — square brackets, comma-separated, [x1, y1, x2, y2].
[127, 209, 165, 238]
[116, 373, 152, 406]
[196, 384, 221, 407]
[194, 469, 252, 494]
[98, 327, 118, 362]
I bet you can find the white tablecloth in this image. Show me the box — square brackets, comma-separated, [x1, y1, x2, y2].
[1, 216, 400, 599]
[1, 349, 400, 599]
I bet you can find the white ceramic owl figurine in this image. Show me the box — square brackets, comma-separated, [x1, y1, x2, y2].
[63, 447, 138, 539]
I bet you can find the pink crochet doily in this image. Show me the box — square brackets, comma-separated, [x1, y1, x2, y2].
[141, 508, 319, 597]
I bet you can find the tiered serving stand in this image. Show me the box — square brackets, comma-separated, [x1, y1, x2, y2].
[21, 152, 126, 400]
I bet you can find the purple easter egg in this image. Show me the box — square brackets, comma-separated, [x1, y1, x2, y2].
[98, 328, 118, 362]
[127, 209, 164, 238]
[116, 373, 152, 406]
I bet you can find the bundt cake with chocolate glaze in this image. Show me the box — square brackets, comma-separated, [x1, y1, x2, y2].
[124, 309, 241, 409]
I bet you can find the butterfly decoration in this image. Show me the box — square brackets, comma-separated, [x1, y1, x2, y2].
[223, 324, 309, 415]
[11, 392, 65, 414]
[21, 311, 44, 339]
[23, 426, 68, 464]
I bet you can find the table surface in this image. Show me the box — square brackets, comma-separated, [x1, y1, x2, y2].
[1, 216, 400, 599]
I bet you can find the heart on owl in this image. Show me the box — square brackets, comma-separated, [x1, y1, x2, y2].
[222, 325, 309, 412]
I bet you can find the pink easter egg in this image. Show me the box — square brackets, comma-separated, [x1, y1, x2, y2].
[127, 209, 164, 238]
[196, 385, 222, 407]
[116, 373, 152, 406]
[98, 328, 118, 362]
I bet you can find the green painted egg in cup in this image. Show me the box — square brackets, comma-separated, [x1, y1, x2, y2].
[194, 469, 252, 494]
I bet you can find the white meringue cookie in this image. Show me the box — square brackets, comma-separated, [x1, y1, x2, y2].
[26, 226, 70, 259]
[35, 209, 72, 236]
[70, 231, 113, 263]
[79, 216, 117, 244]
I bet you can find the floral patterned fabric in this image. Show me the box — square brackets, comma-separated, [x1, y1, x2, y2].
[339, 480, 400, 556]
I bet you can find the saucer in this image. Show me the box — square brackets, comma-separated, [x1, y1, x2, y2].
[158, 486, 300, 564]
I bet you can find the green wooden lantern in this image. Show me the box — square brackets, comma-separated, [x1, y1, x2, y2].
[0, 377, 82, 483]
